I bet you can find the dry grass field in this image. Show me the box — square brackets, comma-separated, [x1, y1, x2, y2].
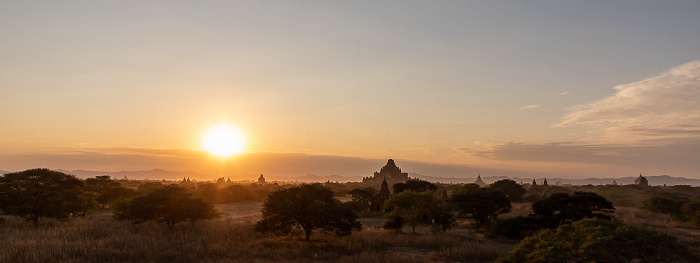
[2, 202, 699, 262]
[0, 202, 515, 263]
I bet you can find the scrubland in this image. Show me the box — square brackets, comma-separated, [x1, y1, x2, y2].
[2, 201, 699, 262]
[0, 213, 514, 263]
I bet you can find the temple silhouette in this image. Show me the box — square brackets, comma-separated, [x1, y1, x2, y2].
[362, 159, 410, 186]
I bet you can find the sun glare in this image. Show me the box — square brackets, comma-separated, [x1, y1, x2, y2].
[202, 125, 247, 157]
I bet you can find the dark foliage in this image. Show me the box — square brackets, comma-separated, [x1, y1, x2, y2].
[384, 190, 443, 233]
[84, 175, 134, 206]
[347, 187, 376, 214]
[497, 219, 698, 263]
[254, 183, 361, 241]
[532, 191, 614, 227]
[640, 192, 691, 217]
[392, 179, 438, 194]
[490, 216, 547, 239]
[382, 213, 405, 233]
[114, 185, 220, 229]
[0, 169, 85, 227]
[490, 179, 526, 202]
[450, 185, 511, 227]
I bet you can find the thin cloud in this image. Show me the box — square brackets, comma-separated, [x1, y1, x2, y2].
[555, 60, 700, 141]
[517, 104, 539, 110]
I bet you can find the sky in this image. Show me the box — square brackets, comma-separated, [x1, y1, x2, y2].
[1, 1, 700, 180]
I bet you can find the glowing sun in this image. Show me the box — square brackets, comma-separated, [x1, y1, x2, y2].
[202, 125, 247, 157]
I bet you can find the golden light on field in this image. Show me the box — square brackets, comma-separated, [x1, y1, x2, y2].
[202, 125, 247, 157]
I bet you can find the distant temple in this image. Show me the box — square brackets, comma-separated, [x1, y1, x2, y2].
[543, 178, 548, 186]
[611, 179, 618, 185]
[635, 174, 648, 186]
[258, 174, 266, 183]
[474, 174, 487, 186]
[531, 178, 537, 186]
[371, 177, 391, 212]
[362, 159, 410, 185]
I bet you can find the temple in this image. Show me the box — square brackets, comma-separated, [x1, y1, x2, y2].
[635, 174, 648, 186]
[474, 174, 486, 186]
[362, 159, 410, 185]
[371, 177, 391, 212]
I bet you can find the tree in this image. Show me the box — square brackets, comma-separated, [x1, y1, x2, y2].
[497, 219, 698, 263]
[384, 190, 441, 233]
[348, 187, 376, 213]
[114, 185, 220, 229]
[640, 192, 691, 217]
[392, 179, 438, 194]
[84, 175, 133, 207]
[490, 179, 526, 202]
[0, 169, 85, 227]
[532, 191, 614, 227]
[254, 183, 361, 241]
[450, 185, 511, 227]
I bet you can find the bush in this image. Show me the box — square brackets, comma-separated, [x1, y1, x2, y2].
[498, 219, 698, 263]
[114, 185, 220, 229]
[641, 192, 691, 217]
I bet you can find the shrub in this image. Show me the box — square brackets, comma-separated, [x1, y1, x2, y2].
[498, 219, 698, 263]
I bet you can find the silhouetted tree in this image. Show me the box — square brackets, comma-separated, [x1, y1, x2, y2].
[0, 169, 85, 227]
[532, 191, 614, 227]
[223, 184, 253, 202]
[254, 183, 361, 241]
[84, 175, 134, 207]
[450, 184, 511, 227]
[348, 187, 376, 213]
[114, 185, 220, 229]
[490, 179, 526, 202]
[392, 179, 438, 194]
[383, 213, 405, 233]
[384, 190, 441, 233]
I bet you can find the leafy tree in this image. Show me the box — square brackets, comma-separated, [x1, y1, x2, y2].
[497, 219, 698, 263]
[348, 187, 376, 213]
[136, 182, 165, 194]
[392, 179, 438, 194]
[254, 183, 361, 241]
[0, 169, 85, 227]
[382, 213, 405, 233]
[84, 175, 134, 207]
[532, 191, 614, 227]
[429, 199, 456, 232]
[223, 184, 253, 202]
[114, 185, 220, 229]
[640, 192, 691, 217]
[450, 185, 511, 227]
[490, 179, 526, 202]
[384, 190, 441, 233]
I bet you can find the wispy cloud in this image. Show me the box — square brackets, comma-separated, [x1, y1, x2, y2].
[560, 91, 569, 95]
[517, 104, 539, 110]
[555, 60, 700, 142]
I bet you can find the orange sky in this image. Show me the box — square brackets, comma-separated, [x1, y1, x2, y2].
[2, 2, 700, 179]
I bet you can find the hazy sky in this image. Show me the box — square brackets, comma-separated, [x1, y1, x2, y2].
[2, 1, 700, 179]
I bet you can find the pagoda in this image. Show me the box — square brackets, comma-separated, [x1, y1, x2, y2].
[362, 159, 410, 185]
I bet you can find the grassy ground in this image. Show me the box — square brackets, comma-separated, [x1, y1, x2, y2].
[2, 202, 698, 262]
[0, 214, 515, 263]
